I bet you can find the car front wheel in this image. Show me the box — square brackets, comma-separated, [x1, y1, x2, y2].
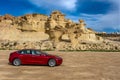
[48, 59, 56, 67]
[13, 58, 21, 66]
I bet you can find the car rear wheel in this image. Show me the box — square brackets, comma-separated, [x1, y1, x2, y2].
[13, 59, 21, 66]
[48, 59, 56, 67]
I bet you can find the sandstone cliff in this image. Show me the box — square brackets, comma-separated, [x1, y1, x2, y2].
[0, 11, 119, 51]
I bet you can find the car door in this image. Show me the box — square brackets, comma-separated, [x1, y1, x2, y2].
[31, 50, 48, 65]
[19, 50, 34, 64]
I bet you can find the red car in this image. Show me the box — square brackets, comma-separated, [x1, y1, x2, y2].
[9, 49, 63, 67]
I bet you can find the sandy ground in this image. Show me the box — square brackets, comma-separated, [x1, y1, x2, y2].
[0, 50, 120, 80]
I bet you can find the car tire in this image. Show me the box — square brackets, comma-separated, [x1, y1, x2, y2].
[48, 59, 56, 67]
[13, 58, 21, 66]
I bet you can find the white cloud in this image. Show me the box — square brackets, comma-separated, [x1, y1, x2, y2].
[81, 12, 120, 32]
[90, 0, 120, 32]
[66, 10, 120, 32]
[98, 11, 119, 29]
[28, 0, 120, 32]
[67, 0, 120, 32]
[29, 0, 77, 11]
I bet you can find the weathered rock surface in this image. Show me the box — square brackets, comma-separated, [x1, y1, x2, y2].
[45, 11, 103, 48]
[0, 11, 119, 50]
[15, 14, 48, 32]
[0, 40, 119, 51]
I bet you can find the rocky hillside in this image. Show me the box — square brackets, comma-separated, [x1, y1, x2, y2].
[0, 14, 49, 41]
[0, 11, 120, 51]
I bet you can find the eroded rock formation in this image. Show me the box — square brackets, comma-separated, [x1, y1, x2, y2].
[45, 11, 102, 48]
[1, 11, 115, 50]
[14, 14, 48, 32]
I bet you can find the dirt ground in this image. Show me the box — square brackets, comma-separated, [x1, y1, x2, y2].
[0, 50, 120, 80]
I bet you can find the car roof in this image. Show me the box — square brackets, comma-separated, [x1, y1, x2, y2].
[19, 49, 41, 51]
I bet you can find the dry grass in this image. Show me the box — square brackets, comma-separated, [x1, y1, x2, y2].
[0, 50, 120, 80]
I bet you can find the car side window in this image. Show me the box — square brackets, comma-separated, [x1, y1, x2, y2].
[31, 50, 36, 55]
[20, 50, 31, 54]
[31, 50, 41, 55]
[36, 50, 41, 55]
[26, 50, 31, 54]
[19, 50, 25, 54]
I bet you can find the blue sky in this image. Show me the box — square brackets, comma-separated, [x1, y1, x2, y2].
[0, 0, 120, 32]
